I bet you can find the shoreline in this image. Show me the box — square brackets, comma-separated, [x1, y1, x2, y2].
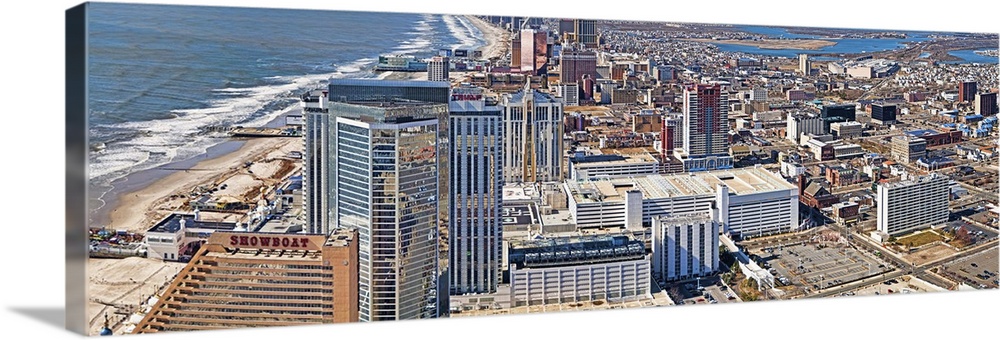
[96, 104, 300, 233]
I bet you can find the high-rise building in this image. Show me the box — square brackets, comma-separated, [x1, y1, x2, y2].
[574, 19, 598, 49]
[510, 35, 521, 69]
[328, 100, 445, 321]
[798, 54, 811, 75]
[877, 173, 949, 236]
[975, 92, 998, 115]
[502, 82, 565, 183]
[302, 90, 330, 235]
[870, 103, 897, 125]
[652, 213, 719, 282]
[676, 83, 732, 172]
[559, 49, 597, 85]
[890, 135, 927, 164]
[519, 29, 548, 74]
[306, 80, 450, 236]
[661, 113, 683, 154]
[427, 56, 450, 82]
[447, 85, 503, 294]
[958, 80, 978, 102]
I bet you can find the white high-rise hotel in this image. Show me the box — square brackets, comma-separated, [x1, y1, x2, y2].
[448, 85, 503, 294]
[877, 173, 949, 236]
[652, 213, 719, 282]
[502, 83, 564, 183]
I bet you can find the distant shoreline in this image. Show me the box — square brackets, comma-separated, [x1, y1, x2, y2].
[684, 38, 837, 50]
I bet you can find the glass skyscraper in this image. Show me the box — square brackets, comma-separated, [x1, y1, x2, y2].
[328, 101, 445, 321]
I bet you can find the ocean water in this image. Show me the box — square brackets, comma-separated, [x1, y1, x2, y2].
[86, 3, 486, 225]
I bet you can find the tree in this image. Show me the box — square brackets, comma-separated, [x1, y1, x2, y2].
[954, 227, 974, 247]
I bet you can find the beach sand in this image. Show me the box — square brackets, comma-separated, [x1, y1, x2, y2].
[377, 16, 508, 83]
[86, 257, 188, 335]
[465, 15, 508, 60]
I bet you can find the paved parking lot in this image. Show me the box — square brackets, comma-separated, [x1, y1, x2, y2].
[939, 248, 1000, 289]
[837, 275, 943, 297]
[668, 277, 740, 305]
[752, 242, 889, 293]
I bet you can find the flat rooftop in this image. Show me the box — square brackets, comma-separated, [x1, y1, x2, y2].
[567, 167, 796, 204]
[502, 205, 538, 226]
[147, 213, 238, 234]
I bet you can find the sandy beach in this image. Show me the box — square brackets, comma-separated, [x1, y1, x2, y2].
[377, 16, 507, 83]
[105, 109, 303, 233]
[685, 38, 837, 50]
[465, 15, 509, 60]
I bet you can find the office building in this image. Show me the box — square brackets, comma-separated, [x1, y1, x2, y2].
[448, 85, 503, 294]
[560, 50, 598, 84]
[563, 167, 799, 237]
[132, 230, 359, 333]
[786, 113, 825, 142]
[890, 135, 927, 164]
[830, 121, 863, 139]
[676, 83, 733, 171]
[975, 92, 998, 115]
[427, 56, 450, 82]
[555, 82, 580, 106]
[798, 54, 811, 75]
[508, 235, 650, 306]
[821, 103, 857, 130]
[574, 19, 598, 48]
[652, 213, 719, 282]
[871, 103, 897, 125]
[328, 100, 445, 321]
[877, 173, 949, 236]
[502, 83, 565, 183]
[958, 81, 977, 102]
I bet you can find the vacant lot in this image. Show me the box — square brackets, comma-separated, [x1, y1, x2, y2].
[896, 231, 944, 248]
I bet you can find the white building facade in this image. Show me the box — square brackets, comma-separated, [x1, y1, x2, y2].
[877, 173, 950, 236]
[652, 213, 720, 282]
[507, 236, 650, 306]
[564, 167, 799, 237]
[502, 85, 565, 183]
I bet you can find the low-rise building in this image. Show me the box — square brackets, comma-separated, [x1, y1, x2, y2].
[830, 121, 863, 139]
[508, 235, 650, 306]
